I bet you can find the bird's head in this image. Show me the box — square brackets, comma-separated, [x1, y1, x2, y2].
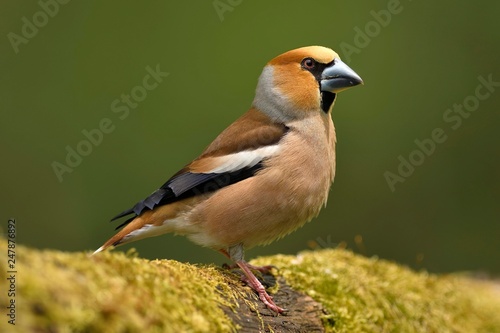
[253, 46, 363, 121]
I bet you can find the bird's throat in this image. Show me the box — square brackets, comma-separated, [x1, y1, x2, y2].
[321, 91, 336, 113]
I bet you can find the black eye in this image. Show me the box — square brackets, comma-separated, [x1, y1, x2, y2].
[302, 58, 316, 70]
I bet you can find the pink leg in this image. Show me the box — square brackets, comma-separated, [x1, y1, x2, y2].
[220, 246, 286, 314]
[219, 250, 276, 274]
[236, 259, 285, 314]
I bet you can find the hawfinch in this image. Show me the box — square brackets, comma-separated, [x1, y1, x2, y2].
[94, 46, 363, 314]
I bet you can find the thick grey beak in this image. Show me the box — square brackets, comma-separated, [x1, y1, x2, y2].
[320, 58, 363, 93]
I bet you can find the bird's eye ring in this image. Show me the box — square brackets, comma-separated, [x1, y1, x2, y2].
[301, 58, 316, 70]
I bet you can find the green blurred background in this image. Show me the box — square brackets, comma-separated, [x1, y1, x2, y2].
[1, 1, 499, 273]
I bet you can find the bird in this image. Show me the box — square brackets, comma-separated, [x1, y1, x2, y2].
[93, 46, 363, 314]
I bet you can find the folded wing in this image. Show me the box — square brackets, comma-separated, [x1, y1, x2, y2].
[111, 108, 289, 229]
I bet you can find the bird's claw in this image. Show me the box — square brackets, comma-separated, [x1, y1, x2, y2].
[257, 290, 286, 314]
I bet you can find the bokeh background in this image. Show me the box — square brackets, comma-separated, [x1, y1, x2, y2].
[1, 1, 499, 273]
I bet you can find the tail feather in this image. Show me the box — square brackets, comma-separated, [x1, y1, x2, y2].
[92, 246, 104, 255]
[94, 198, 197, 256]
[93, 215, 147, 255]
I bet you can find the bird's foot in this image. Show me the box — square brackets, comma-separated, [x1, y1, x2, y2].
[236, 260, 287, 315]
[253, 282, 286, 314]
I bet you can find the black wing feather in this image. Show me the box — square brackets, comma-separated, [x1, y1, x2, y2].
[110, 163, 263, 228]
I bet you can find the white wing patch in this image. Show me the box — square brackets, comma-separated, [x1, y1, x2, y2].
[208, 145, 281, 174]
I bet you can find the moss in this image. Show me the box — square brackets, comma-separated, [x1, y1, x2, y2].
[0, 240, 499, 333]
[0, 241, 239, 333]
[252, 250, 500, 333]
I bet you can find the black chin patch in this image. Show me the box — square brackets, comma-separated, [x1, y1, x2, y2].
[321, 91, 336, 113]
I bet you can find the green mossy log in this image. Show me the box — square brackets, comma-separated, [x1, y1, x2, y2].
[0, 239, 499, 333]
